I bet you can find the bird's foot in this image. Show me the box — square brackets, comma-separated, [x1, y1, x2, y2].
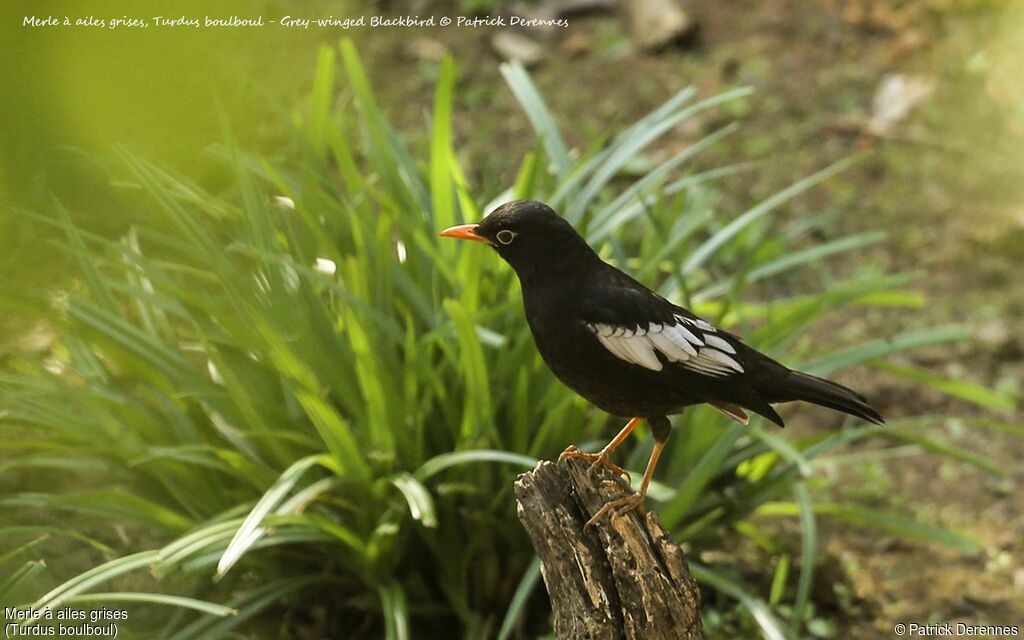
[584, 493, 645, 530]
[558, 445, 629, 482]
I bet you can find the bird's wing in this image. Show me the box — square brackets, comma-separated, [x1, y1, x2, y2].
[578, 282, 745, 377]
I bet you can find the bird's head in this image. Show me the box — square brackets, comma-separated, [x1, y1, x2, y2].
[440, 200, 598, 280]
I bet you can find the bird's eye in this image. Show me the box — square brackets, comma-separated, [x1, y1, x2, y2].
[496, 230, 517, 245]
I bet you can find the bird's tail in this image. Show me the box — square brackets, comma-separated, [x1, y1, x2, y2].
[767, 370, 885, 426]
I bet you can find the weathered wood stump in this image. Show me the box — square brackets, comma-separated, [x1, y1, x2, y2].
[514, 459, 704, 639]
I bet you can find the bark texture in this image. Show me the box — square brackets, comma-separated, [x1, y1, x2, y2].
[514, 459, 704, 639]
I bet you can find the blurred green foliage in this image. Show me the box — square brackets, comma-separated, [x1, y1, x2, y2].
[0, 0, 358, 296]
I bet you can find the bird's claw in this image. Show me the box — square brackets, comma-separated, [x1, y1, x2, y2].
[600, 479, 628, 495]
[558, 445, 630, 483]
[584, 494, 645, 530]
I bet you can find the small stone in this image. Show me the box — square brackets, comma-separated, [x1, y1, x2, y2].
[868, 74, 935, 136]
[976, 319, 1010, 348]
[405, 38, 448, 62]
[491, 31, 546, 67]
[561, 32, 592, 57]
[620, 0, 694, 51]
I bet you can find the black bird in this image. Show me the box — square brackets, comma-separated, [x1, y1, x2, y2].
[441, 200, 884, 526]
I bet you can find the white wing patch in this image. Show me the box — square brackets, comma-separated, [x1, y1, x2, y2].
[587, 315, 744, 376]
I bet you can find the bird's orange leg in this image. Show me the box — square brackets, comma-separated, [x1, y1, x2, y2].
[559, 417, 643, 481]
[584, 436, 666, 529]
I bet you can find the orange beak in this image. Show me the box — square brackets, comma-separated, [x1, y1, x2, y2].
[440, 224, 490, 244]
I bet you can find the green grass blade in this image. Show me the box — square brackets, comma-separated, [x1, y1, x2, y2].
[789, 482, 816, 634]
[25, 551, 160, 623]
[683, 156, 859, 276]
[379, 581, 410, 640]
[165, 576, 318, 640]
[497, 556, 541, 640]
[689, 563, 789, 640]
[757, 502, 980, 553]
[415, 450, 536, 481]
[67, 592, 237, 617]
[767, 554, 789, 607]
[804, 326, 971, 375]
[390, 473, 438, 528]
[216, 454, 332, 577]
[660, 424, 744, 528]
[882, 428, 1004, 477]
[307, 45, 336, 159]
[694, 231, 888, 301]
[430, 56, 457, 231]
[872, 362, 1016, 412]
[1, 561, 48, 606]
[500, 62, 571, 177]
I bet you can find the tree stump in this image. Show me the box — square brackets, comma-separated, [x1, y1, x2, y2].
[514, 459, 704, 639]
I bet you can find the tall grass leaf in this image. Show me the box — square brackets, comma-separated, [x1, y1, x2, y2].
[588, 123, 740, 242]
[882, 429, 1003, 477]
[694, 231, 888, 301]
[343, 310, 395, 453]
[497, 557, 541, 640]
[165, 576, 319, 640]
[25, 550, 160, 624]
[216, 454, 332, 577]
[254, 322, 368, 477]
[50, 199, 119, 312]
[1, 561, 48, 606]
[414, 450, 536, 482]
[444, 300, 493, 443]
[179, 527, 336, 573]
[683, 156, 858, 276]
[756, 502, 980, 554]
[545, 86, 701, 209]
[873, 362, 1016, 412]
[570, 90, 751, 223]
[768, 554, 789, 607]
[660, 424, 745, 528]
[117, 152, 225, 263]
[748, 424, 812, 477]
[66, 300, 203, 390]
[0, 455, 108, 478]
[449, 148, 481, 222]
[790, 482, 816, 634]
[4, 491, 194, 533]
[339, 39, 427, 211]
[0, 535, 50, 569]
[963, 417, 1024, 438]
[854, 289, 927, 307]
[513, 152, 540, 200]
[379, 581, 411, 640]
[0, 527, 114, 556]
[689, 563, 788, 640]
[804, 326, 971, 375]
[157, 520, 248, 572]
[430, 56, 457, 231]
[500, 62, 571, 177]
[307, 46, 336, 159]
[390, 473, 439, 528]
[67, 592, 237, 618]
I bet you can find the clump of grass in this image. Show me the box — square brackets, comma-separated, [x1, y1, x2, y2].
[1, 40, 1011, 639]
